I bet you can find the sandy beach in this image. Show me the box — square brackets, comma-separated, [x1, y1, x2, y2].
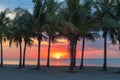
[0, 65, 119, 80]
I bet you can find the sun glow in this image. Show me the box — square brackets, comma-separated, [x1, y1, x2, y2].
[51, 52, 69, 59]
[56, 55, 61, 59]
[53, 52, 63, 59]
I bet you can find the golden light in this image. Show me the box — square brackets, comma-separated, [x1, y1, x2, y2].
[51, 52, 68, 59]
[53, 52, 63, 59]
[56, 55, 60, 59]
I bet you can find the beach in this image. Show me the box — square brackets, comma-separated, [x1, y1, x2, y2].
[0, 65, 120, 80]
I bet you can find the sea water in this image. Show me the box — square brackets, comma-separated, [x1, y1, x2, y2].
[3, 58, 120, 67]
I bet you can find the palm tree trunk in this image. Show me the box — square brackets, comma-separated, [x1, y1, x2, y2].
[69, 39, 74, 71]
[47, 37, 51, 68]
[69, 51, 74, 71]
[80, 37, 85, 69]
[69, 50, 74, 71]
[22, 42, 27, 67]
[73, 40, 77, 67]
[19, 42, 22, 69]
[36, 38, 41, 69]
[0, 41, 3, 67]
[103, 34, 107, 71]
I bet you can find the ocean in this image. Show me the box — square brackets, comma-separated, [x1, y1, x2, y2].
[3, 58, 120, 67]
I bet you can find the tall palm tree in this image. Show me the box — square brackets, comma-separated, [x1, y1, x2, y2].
[113, 0, 120, 73]
[14, 8, 35, 67]
[32, 0, 46, 69]
[59, 0, 81, 70]
[44, 0, 61, 68]
[56, 21, 79, 71]
[0, 9, 10, 67]
[62, 0, 97, 68]
[94, 0, 118, 71]
[10, 11, 28, 69]
[22, 14, 34, 67]
[75, 0, 100, 69]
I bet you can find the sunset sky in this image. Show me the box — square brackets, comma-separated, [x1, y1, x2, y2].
[0, 0, 120, 59]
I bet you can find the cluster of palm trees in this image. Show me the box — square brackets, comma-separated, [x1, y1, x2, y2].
[0, 0, 120, 71]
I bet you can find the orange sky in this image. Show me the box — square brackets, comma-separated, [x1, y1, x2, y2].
[2, 38, 120, 59]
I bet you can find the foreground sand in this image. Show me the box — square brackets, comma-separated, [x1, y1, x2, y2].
[0, 65, 120, 80]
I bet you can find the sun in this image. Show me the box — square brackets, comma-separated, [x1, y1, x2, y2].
[52, 52, 67, 59]
[56, 55, 60, 59]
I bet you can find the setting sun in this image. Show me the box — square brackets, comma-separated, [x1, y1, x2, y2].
[56, 55, 61, 59]
[52, 52, 67, 59]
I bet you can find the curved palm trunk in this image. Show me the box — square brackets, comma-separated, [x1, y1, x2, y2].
[19, 41, 22, 69]
[80, 37, 85, 69]
[69, 39, 74, 71]
[47, 37, 51, 68]
[22, 42, 27, 67]
[36, 38, 41, 69]
[0, 41, 3, 67]
[103, 34, 107, 71]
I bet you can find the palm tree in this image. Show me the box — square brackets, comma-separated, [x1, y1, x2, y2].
[94, 0, 118, 71]
[52, 17, 79, 71]
[9, 27, 23, 69]
[44, 0, 61, 68]
[32, 0, 46, 69]
[57, 21, 79, 71]
[113, 0, 120, 73]
[61, 0, 97, 69]
[59, 0, 81, 70]
[22, 16, 34, 67]
[14, 8, 35, 67]
[68, 34, 78, 71]
[0, 9, 10, 67]
[75, 0, 100, 69]
[9, 10, 28, 69]
[51, 15, 79, 70]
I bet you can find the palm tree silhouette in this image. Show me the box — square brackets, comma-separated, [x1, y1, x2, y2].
[44, 0, 62, 68]
[9, 10, 29, 69]
[0, 9, 10, 67]
[76, 0, 100, 69]
[14, 8, 35, 67]
[95, 0, 118, 71]
[32, 0, 46, 69]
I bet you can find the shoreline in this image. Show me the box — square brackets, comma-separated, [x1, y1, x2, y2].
[2, 64, 120, 68]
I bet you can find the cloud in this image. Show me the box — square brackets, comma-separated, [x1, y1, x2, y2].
[6, 12, 16, 19]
